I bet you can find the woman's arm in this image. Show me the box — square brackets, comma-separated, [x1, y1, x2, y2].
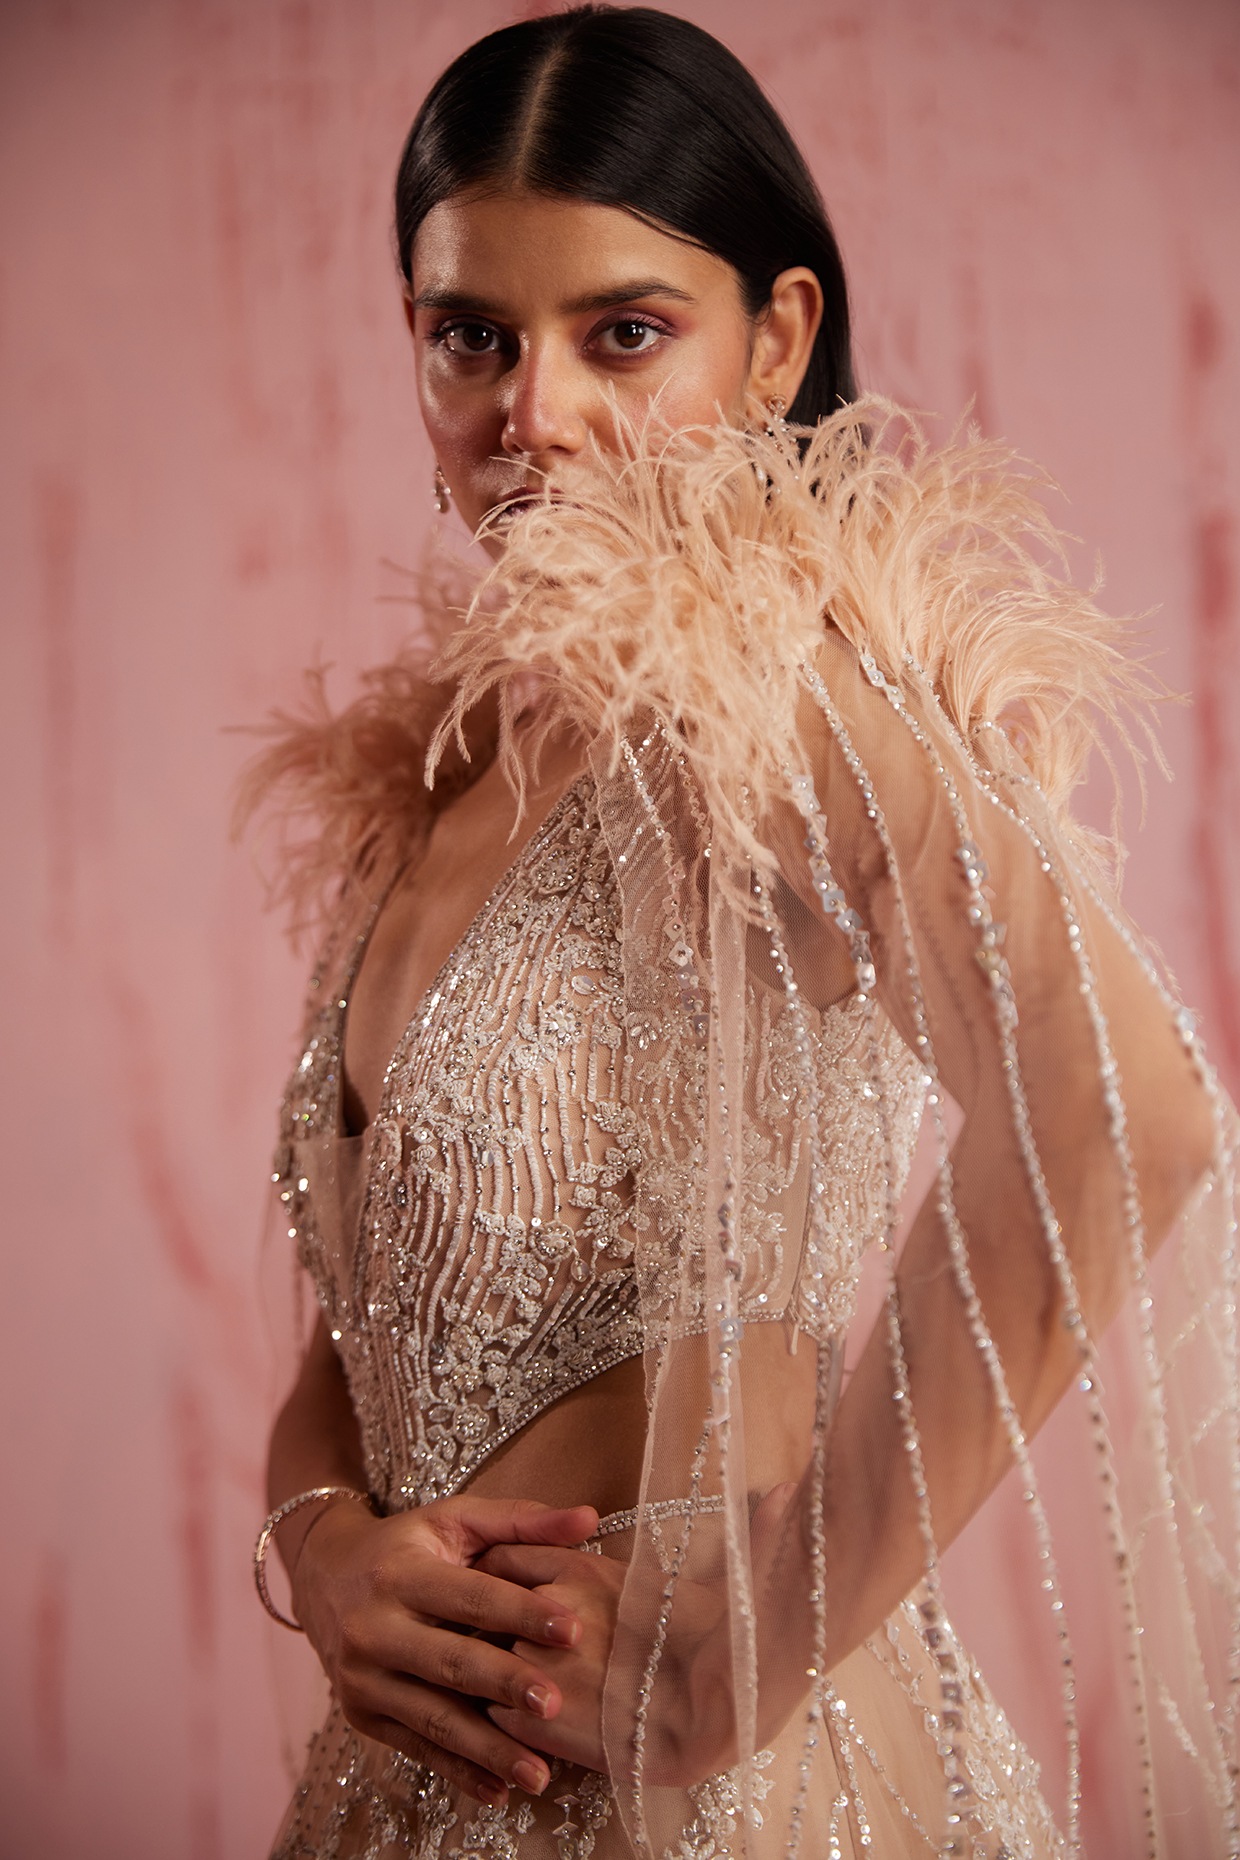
[266, 1310, 372, 1582]
[747, 646, 1214, 1755]
[267, 1311, 601, 1805]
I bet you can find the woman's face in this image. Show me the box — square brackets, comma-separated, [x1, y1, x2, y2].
[408, 190, 821, 549]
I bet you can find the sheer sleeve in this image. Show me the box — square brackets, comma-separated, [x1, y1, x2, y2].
[589, 640, 1234, 1858]
[797, 633, 1229, 1784]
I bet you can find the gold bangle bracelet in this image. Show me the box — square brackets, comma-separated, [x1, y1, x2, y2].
[253, 1485, 374, 1631]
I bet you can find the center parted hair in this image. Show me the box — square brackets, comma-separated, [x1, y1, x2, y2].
[394, 5, 856, 424]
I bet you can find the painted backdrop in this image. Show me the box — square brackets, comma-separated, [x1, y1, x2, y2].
[2, 1, 1237, 1855]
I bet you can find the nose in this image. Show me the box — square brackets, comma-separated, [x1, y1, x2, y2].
[500, 343, 589, 462]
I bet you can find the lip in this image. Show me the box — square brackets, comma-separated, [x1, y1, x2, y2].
[488, 489, 563, 521]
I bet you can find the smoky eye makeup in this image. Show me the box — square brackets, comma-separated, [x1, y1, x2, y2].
[589, 312, 676, 355]
[423, 309, 677, 364]
[425, 317, 508, 356]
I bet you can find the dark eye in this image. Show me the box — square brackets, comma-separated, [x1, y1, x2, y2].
[607, 319, 657, 353]
[439, 320, 499, 356]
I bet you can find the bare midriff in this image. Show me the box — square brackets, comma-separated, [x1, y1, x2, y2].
[461, 1327, 814, 1520]
[461, 1358, 649, 1519]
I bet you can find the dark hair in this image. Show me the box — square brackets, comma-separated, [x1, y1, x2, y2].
[394, 6, 855, 423]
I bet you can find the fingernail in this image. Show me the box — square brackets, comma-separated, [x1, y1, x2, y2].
[525, 1682, 553, 1717]
[544, 1616, 578, 1647]
[513, 1759, 548, 1796]
[476, 1780, 507, 1805]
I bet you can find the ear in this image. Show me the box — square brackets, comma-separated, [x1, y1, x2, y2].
[401, 291, 417, 340]
[746, 267, 824, 413]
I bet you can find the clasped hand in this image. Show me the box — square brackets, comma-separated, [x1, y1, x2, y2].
[482, 1479, 800, 1792]
[293, 1483, 800, 1806]
[291, 1493, 616, 1807]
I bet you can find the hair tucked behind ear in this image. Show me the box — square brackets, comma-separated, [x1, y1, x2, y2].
[395, 5, 855, 423]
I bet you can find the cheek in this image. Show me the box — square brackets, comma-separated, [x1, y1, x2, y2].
[415, 358, 497, 474]
[424, 413, 485, 482]
[626, 322, 753, 430]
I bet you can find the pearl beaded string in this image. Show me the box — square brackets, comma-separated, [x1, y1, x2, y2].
[933, 689, 1240, 1839]
[933, 683, 1238, 1715]
[850, 646, 1240, 1853]
[617, 728, 762, 1841]
[780, 755, 987, 1854]
[680, 727, 930, 1849]
[801, 661, 1084, 1855]
[760, 765, 974, 1848]
[749, 870, 853, 1852]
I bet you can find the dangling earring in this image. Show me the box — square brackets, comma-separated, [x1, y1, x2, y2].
[765, 394, 788, 436]
[760, 393, 798, 491]
[433, 465, 451, 515]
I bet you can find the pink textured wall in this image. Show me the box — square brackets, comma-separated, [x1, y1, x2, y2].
[1, 2, 1237, 1854]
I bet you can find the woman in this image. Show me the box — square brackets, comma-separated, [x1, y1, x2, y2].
[247, 9, 1238, 1857]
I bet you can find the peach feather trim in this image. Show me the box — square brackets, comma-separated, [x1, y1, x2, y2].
[431, 397, 1159, 866]
[240, 398, 1159, 932]
[233, 552, 493, 941]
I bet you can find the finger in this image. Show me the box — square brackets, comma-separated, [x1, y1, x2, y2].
[395, 1561, 582, 1647]
[364, 1713, 511, 1807]
[363, 1678, 554, 1798]
[443, 1497, 599, 1558]
[396, 1617, 567, 1719]
[474, 1543, 584, 1587]
[751, 1480, 797, 1539]
[487, 1700, 597, 1772]
[487, 1702, 545, 1743]
[750, 1480, 800, 1583]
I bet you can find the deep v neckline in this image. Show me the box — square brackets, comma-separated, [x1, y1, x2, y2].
[330, 767, 594, 1143]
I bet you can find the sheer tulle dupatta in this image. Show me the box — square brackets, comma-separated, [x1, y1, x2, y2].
[431, 404, 1239, 1856]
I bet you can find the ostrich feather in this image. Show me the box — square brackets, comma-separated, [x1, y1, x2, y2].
[242, 398, 1159, 930]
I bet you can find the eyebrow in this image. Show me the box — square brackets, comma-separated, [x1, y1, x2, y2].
[411, 279, 697, 316]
